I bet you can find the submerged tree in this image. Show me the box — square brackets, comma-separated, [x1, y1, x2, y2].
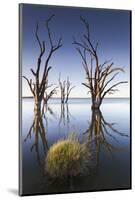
[59, 74, 75, 104]
[65, 77, 75, 103]
[44, 86, 58, 104]
[58, 74, 66, 104]
[42, 82, 58, 113]
[23, 15, 62, 112]
[73, 17, 127, 109]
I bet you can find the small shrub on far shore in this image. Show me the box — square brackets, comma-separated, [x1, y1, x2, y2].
[45, 133, 90, 178]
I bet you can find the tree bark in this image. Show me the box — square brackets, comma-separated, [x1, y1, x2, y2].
[34, 95, 41, 112]
[91, 99, 102, 110]
[23, 15, 62, 112]
[73, 16, 127, 110]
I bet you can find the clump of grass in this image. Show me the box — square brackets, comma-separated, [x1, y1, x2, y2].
[45, 133, 90, 178]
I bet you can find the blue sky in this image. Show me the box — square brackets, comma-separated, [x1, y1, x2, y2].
[21, 4, 130, 98]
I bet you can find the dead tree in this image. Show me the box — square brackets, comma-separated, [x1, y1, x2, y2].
[45, 85, 58, 103]
[73, 16, 127, 109]
[42, 84, 58, 114]
[59, 74, 66, 104]
[43, 82, 58, 103]
[23, 15, 62, 112]
[65, 77, 75, 103]
[59, 75, 75, 104]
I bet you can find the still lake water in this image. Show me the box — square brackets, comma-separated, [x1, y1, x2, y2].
[22, 98, 131, 195]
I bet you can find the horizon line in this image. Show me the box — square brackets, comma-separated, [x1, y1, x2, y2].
[22, 96, 130, 99]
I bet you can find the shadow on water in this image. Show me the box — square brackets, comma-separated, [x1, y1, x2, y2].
[23, 103, 129, 194]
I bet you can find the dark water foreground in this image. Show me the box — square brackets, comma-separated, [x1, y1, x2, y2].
[22, 98, 131, 195]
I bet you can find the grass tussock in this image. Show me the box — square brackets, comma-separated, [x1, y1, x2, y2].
[45, 133, 90, 178]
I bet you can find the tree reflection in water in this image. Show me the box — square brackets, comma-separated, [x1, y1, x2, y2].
[23, 104, 129, 192]
[83, 109, 128, 168]
[24, 110, 49, 174]
[24, 105, 58, 170]
[59, 103, 74, 135]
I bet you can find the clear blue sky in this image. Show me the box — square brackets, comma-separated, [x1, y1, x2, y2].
[21, 4, 130, 98]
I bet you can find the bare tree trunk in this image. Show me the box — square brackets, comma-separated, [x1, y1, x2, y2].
[23, 15, 62, 112]
[91, 98, 102, 110]
[34, 95, 41, 112]
[59, 75, 75, 104]
[59, 74, 66, 104]
[73, 16, 127, 110]
[65, 77, 75, 104]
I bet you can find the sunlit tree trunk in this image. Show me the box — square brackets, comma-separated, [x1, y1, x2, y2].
[34, 95, 42, 112]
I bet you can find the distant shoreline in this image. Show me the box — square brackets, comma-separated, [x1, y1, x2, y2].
[22, 96, 130, 99]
